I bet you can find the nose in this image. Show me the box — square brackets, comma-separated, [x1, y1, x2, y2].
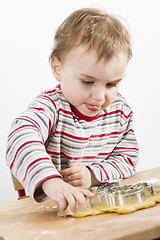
[91, 86, 105, 103]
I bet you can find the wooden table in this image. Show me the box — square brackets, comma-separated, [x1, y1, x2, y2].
[1, 167, 160, 240]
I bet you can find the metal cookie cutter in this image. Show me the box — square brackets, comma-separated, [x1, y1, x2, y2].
[90, 182, 120, 207]
[109, 182, 154, 206]
[57, 182, 154, 216]
[89, 182, 154, 208]
[136, 182, 154, 198]
[111, 184, 145, 206]
[97, 181, 120, 191]
[90, 189, 108, 208]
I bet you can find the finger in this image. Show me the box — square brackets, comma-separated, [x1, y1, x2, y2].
[63, 191, 76, 213]
[74, 190, 87, 208]
[59, 168, 71, 176]
[54, 193, 68, 212]
[67, 179, 81, 187]
[65, 172, 82, 182]
[80, 188, 94, 198]
[60, 166, 80, 176]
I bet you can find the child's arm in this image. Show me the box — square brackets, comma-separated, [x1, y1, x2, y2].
[87, 111, 139, 183]
[6, 92, 62, 202]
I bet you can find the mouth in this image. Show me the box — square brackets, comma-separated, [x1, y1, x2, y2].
[85, 103, 101, 112]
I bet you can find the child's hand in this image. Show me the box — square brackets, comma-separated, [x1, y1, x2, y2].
[42, 177, 94, 212]
[59, 162, 92, 189]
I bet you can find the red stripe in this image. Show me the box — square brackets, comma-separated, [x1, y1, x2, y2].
[8, 124, 37, 138]
[46, 150, 97, 161]
[99, 164, 110, 180]
[98, 152, 110, 156]
[111, 161, 125, 178]
[91, 131, 119, 138]
[28, 107, 46, 112]
[58, 108, 72, 116]
[117, 154, 135, 167]
[114, 146, 139, 151]
[54, 131, 90, 140]
[10, 140, 43, 169]
[107, 110, 132, 119]
[123, 129, 134, 136]
[54, 130, 119, 140]
[107, 110, 121, 115]
[98, 112, 108, 118]
[44, 89, 57, 94]
[22, 157, 50, 183]
[44, 84, 62, 95]
[123, 111, 132, 119]
[48, 118, 52, 135]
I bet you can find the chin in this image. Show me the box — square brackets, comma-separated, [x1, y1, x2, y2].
[79, 109, 98, 118]
[85, 111, 100, 117]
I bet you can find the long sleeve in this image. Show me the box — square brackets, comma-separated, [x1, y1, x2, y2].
[87, 108, 138, 183]
[6, 92, 62, 201]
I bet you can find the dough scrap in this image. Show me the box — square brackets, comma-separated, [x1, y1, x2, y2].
[62, 192, 160, 218]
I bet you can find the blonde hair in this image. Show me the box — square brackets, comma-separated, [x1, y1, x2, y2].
[49, 8, 132, 63]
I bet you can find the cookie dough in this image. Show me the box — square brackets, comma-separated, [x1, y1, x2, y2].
[58, 191, 160, 218]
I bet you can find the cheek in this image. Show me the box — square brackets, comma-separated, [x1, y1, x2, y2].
[106, 89, 118, 104]
[62, 85, 85, 105]
[71, 90, 87, 104]
[112, 89, 118, 99]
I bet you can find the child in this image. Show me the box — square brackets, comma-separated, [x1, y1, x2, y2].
[6, 8, 138, 213]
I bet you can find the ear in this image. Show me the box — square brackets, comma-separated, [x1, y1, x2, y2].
[51, 57, 62, 81]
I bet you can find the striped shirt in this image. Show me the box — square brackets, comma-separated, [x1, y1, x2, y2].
[6, 84, 138, 202]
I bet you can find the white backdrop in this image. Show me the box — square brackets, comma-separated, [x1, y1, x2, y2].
[0, 0, 160, 203]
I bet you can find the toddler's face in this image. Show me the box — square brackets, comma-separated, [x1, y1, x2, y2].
[53, 47, 128, 117]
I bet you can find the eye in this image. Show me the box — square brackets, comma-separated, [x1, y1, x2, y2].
[82, 80, 94, 85]
[106, 83, 117, 88]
